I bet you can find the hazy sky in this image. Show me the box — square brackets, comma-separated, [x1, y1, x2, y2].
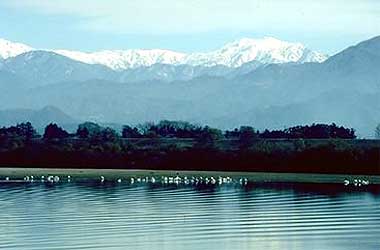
[1, 0, 379, 54]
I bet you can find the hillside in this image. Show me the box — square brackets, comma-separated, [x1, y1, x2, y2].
[0, 106, 78, 131]
[0, 36, 379, 137]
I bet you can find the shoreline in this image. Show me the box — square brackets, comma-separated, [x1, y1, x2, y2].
[1, 167, 379, 184]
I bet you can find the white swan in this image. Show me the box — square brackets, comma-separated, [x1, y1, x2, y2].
[174, 176, 181, 184]
[168, 177, 174, 184]
[47, 176, 54, 182]
[218, 177, 223, 185]
[210, 177, 216, 185]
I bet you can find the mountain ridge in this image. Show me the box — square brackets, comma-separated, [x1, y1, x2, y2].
[0, 37, 327, 70]
[0, 35, 379, 137]
[0, 105, 78, 132]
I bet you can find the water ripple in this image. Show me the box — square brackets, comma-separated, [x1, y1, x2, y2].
[0, 182, 379, 250]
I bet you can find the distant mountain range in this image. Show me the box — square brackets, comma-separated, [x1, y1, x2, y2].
[0, 36, 379, 138]
[0, 37, 328, 85]
[0, 37, 327, 70]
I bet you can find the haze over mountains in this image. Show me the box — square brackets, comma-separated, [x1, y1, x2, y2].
[0, 36, 379, 137]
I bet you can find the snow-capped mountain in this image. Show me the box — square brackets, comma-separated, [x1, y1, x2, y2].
[1, 35, 379, 137]
[183, 37, 327, 67]
[0, 38, 33, 59]
[2, 50, 117, 87]
[54, 37, 327, 69]
[54, 49, 187, 71]
[0, 37, 328, 70]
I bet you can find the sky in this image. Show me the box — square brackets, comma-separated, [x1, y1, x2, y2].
[0, 0, 379, 54]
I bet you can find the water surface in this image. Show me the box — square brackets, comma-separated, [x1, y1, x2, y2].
[1, 182, 380, 250]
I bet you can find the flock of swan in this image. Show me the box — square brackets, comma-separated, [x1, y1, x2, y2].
[0, 175, 372, 187]
[102, 175, 249, 186]
[0, 174, 250, 186]
[343, 178, 370, 187]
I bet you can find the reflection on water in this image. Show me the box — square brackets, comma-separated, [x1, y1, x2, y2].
[0, 182, 380, 250]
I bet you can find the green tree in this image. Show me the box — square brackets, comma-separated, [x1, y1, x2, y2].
[76, 122, 102, 138]
[238, 126, 258, 149]
[77, 127, 89, 139]
[122, 125, 141, 138]
[44, 123, 69, 140]
[99, 127, 119, 142]
[16, 122, 38, 141]
[195, 126, 224, 149]
[202, 126, 223, 141]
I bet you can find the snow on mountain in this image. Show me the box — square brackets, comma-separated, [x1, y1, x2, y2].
[54, 49, 187, 71]
[54, 37, 327, 69]
[0, 38, 33, 59]
[0, 37, 328, 70]
[183, 37, 327, 67]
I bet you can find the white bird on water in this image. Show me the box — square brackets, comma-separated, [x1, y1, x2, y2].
[184, 178, 190, 185]
[47, 176, 54, 182]
[168, 177, 174, 184]
[174, 176, 181, 184]
[353, 179, 362, 187]
[100, 176, 105, 183]
[210, 177, 216, 185]
[362, 180, 370, 185]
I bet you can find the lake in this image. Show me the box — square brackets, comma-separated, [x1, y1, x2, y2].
[1, 181, 380, 250]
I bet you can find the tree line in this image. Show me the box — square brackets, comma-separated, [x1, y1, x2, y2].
[0, 121, 379, 174]
[0, 120, 358, 141]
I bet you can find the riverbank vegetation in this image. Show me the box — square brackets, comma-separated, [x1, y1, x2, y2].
[0, 121, 379, 175]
